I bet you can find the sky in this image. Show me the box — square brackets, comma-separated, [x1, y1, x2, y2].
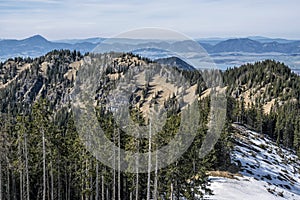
[1, 0, 300, 40]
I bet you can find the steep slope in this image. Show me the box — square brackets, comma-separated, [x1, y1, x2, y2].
[0, 50, 214, 200]
[1, 49, 299, 199]
[0, 50, 202, 116]
[223, 60, 300, 156]
[205, 124, 300, 200]
[0, 50, 83, 113]
[224, 60, 300, 113]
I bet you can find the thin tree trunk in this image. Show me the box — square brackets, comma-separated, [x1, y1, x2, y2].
[146, 120, 152, 200]
[57, 167, 61, 200]
[192, 160, 195, 199]
[90, 174, 93, 200]
[50, 162, 54, 200]
[135, 127, 140, 200]
[42, 129, 46, 200]
[65, 170, 68, 200]
[96, 163, 99, 200]
[67, 172, 71, 200]
[135, 146, 139, 200]
[0, 162, 2, 200]
[113, 127, 116, 200]
[24, 133, 29, 200]
[135, 166, 139, 200]
[106, 187, 109, 200]
[12, 172, 17, 200]
[7, 167, 10, 200]
[81, 171, 84, 200]
[18, 140, 23, 200]
[153, 151, 158, 200]
[22, 168, 26, 200]
[101, 175, 104, 200]
[47, 168, 50, 200]
[118, 129, 121, 200]
[85, 159, 89, 200]
[176, 162, 179, 199]
[170, 182, 174, 200]
[19, 170, 23, 200]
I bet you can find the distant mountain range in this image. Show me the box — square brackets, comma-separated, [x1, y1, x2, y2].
[198, 36, 299, 45]
[1, 35, 300, 58]
[0, 35, 97, 60]
[1, 35, 300, 70]
[201, 38, 300, 54]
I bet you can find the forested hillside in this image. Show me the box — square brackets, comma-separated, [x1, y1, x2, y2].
[224, 60, 300, 156]
[0, 50, 231, 200]
[0, 51, 299, 199]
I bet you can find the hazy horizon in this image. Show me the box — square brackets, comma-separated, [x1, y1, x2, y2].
[1, 0, 299, 40]
[1, 34, 299, 41]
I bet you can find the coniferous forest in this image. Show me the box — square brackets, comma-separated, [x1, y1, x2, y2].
[0, 50, 299, 199]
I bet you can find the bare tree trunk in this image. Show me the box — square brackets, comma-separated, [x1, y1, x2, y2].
[19, 170, 23, 200]
[47, 168, 50, 200]
[96, 163, 99, 200]
[85, 159, 89, 200]
[113, 128, 116, 200]
[12, 172, 17, 200]
[50, 162, 54, 200]
[170, 183, 174, 200]
[135, 126, 140, 200]
[192, 160, 195, 199]
[90, 174, 93, 200]
[0, 162, 2, 200]
[135, 146, 139, 200]
[6, 167, 10, 200]
[67, 172, 71, 200]
[135, 166, 139, 200]
[18, 140, 23, 200]
[176, 162, 179, 199]
[106, 187, 109, 200]
[117, 129, 121, 200]
[81, 172, 84, 200]
[24, 133, 29, 200]
[65, 170, 68, 200]
[57, 168, 61, 200]
[22, 161, 26, 200]
[146, 120, 152, 200]
[153, 151, 158, 200]
[101, 175, 104, 200]
[42, 130, 46, 200]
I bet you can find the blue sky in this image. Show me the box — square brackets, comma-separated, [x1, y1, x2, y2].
[1, 0, 300, 40]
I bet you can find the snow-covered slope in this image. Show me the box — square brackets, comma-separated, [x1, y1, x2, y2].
[205, 123, 300, 200]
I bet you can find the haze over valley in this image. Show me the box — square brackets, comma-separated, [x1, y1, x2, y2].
[1, 35, 300, 73]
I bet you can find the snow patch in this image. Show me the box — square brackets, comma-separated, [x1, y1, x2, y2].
[205, 124, 300, 200]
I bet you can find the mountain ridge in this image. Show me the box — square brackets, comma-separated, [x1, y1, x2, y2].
[0, 35, 97, 61]
[1, 35, 300, 62]
[0, 50, 299, 199]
